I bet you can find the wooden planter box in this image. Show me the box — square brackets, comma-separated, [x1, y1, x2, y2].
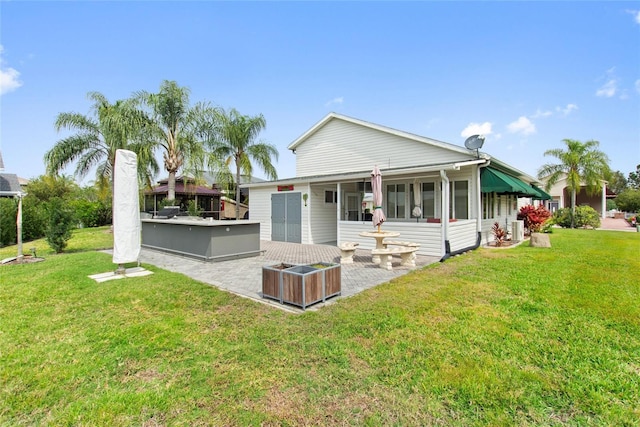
[263, 262, 341, 310]
[307, 262, 341, 300]
[261, 263, 296, 303]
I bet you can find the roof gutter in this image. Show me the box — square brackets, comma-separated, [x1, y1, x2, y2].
[241, 159, 488, 189]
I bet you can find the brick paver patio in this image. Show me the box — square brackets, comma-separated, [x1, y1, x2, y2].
[138, 240, 440, 312]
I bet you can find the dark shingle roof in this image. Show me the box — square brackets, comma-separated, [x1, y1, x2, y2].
[0, 173, 22, 195]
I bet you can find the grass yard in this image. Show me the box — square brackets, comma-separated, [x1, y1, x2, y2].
[1, 228, 638, 426]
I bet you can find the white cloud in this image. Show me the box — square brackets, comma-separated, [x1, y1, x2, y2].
[0, 45, 23, 96]
[531, 109, 553, 119]
[596, 79, 618, 97]
[556, 103, 578, 115]
[460, 122, 492, 138]
[627, 9, 640, 24]
[635, 79, 640, 94]
[507, 116, 536, 135]
[596, 67, 619, 98]
[324, 97, 344, 107]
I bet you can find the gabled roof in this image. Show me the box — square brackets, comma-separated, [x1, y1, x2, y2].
[156, 173, 266, 186]
[287, 112, 478, 158]
[0, 173, 23, 196]
[144, 182, 220, 196]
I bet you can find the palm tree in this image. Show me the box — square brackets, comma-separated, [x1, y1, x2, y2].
[134, 80, 211, 201]
[44, 92, 158, 186]
[207, 108, 278, 219]
[538, 139, 609, 228]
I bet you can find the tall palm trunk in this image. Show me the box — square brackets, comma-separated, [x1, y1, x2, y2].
[235, 160, 241, 220]
[168, 170, 177, 202]
[570, 189, 577, 228]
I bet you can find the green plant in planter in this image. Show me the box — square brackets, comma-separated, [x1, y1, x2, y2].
[539, 219, 554, 233]
[159, 199, 177, 208]
[518, 204, 552, 234]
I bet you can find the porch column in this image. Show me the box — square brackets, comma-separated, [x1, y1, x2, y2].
[440, 170, 450, 253]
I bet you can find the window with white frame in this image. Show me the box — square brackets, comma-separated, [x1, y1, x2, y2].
[450, 180, 469, 219]
[324, 190, 337, 204]
[483, 193, 494, 219]
[385, 183, 406, 219]
[411, 182, 436, 218]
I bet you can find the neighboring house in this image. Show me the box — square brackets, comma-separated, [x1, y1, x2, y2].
[243, 113, 547, 259]
[0, 150, 25, 198]
[541, 174, 608, 218]
[17, 176, 30, 192]
[144, 173, 264, 219]
[0, 173, 23, 198]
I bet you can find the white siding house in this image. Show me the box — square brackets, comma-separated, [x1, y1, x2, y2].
[244, 113, 544, 260]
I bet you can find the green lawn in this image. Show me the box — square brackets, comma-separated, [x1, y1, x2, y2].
[1, 228, 638, 426]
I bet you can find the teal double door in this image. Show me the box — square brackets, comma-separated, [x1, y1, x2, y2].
[271, 193, 301, 243]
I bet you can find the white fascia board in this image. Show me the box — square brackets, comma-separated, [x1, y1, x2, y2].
[287, 112, 338, 150]
[241, 160, 487, 189]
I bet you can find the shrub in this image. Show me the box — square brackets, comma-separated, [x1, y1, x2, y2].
[553, 206, 601, 229]
[518, 204, 552, 234]
[187, 200, 203, 217]
[159, 199, 177, 208]
[22, 196, 47, 241]
[0, 197, 17, 247]
[491, 222, 507, 246]
[71, 199, 112, 228]
[615, 189, 640, 213]
[45, 198, 75, 253]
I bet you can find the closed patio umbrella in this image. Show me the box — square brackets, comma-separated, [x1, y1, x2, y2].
[412, 178, 422, 220]
[371, 166, 386, 231]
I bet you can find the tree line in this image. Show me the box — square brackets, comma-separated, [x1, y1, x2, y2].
[44, 80, 279, 220]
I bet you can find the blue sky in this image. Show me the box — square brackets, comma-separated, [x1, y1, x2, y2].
[1, 1, 639, 184]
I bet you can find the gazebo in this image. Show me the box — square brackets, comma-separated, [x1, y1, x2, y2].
[144, 177, 221, 218]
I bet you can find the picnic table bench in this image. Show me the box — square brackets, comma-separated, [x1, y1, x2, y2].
[339, 242, 359, 264]
[371, 246, 419, 271]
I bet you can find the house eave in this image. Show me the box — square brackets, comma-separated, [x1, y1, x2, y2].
[241, 159, 489, 189]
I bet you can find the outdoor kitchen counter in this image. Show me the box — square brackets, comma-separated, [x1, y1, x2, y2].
[141, 218, 261, 262]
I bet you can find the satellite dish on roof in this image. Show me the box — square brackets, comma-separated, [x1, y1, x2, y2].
[464, 135, 485, 150]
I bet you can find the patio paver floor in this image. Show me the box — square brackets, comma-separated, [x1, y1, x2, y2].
[138, 240, 440, 312]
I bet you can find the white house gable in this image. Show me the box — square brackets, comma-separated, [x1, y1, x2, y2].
[294, 117, 474, 177]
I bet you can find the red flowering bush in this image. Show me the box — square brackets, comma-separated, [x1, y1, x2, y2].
[491, 222, 507, 246]
[518, 204, 552, 234]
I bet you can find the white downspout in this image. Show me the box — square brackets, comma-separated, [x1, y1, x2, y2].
[476, 164, 482, 233]
[440, 169, 449, 256]
[336, 182, 341, 244]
